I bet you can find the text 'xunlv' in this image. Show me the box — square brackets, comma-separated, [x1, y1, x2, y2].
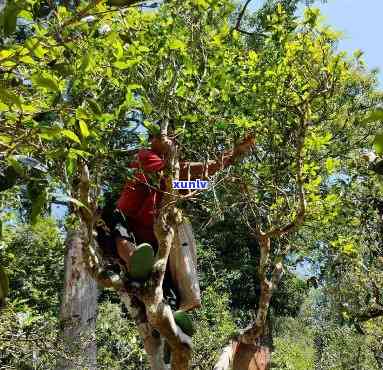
[172, 179, 209, 190]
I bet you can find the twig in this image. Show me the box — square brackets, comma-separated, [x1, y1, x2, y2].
[234, 0, 252, 31]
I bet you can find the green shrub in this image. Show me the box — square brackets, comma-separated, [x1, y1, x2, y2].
[272, 317, 315, 370]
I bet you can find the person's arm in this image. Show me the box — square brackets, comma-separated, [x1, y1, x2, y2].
[179, 135, 255, 180]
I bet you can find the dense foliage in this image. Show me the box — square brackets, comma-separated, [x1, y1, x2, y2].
[1, 0, 383, 368]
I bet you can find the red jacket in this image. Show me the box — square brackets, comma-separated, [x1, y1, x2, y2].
[117, 149, 165, 244]
[117, 147, 239, 244]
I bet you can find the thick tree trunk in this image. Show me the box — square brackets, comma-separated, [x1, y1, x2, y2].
[56, 230, 98, 370]
[214, 335, 272, 370]
[232, 326, 272, 370]
[120, 292, 168, 370]
[233, 343, 270, 370]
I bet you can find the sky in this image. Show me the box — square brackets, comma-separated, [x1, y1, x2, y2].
[249, 0, 383, 87]
[314, 0, 383, 87]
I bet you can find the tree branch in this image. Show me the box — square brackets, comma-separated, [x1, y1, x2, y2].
[61, 0, 105, 28]
[234, 234, 274, 345]
[234, 0, 252, 31]
[357, 305, 383, 322]
[268, 117, 307, 238]
[237, 28, 267, 37]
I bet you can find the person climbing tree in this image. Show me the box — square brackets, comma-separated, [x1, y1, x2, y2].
[96, 129, 256, 313]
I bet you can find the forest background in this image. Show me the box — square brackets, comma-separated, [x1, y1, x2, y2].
[0, 0, 383, 369]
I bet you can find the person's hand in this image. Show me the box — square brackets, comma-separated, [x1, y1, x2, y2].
[151, 135, 174, 156]
[116, 238, 136, 265]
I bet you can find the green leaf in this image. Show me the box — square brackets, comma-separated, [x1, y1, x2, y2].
[215, 122, 228, 130]
[169, 39, 186, 51]
[1, 60, 16, 68]
[78, 120, 90, 138]
[0, 50, 14, 60]
[193, 0, 209, 9]
[69, 148, 91, 158]
[248, 50, 258, 66]
[61, 129, 81, 144]
[32, 75, 60, 92]
[97, 113, 114, 123]
[65, 157, 76, 177]
[342, 242, 356, 256]
[19, 55, 35, 64]
[143, 121, 160, 136]
[373, 133, 383, 155]
[0, 88, 23, 108]
[21, 104, 38, 113]
[363, 109, 383, 123]
[113, 60, 138, 69]
[325, 158, 339, 173]
[113, 40, 124, 59]
[38, 128, 61, 141]
[127, 84, 141, 91]
[87, 99, 102, 115]
[18, 10, 33, 20]
[1, 2, 19, 36]
[75, 106, 89, 120]
[0, 134, 12, 144]
[55, 195, 92, 215]
[25, 39, 47, 59]
[233, 117, 257, 128]
[34, 45, 48, 59]
[80, 54, 91, 72]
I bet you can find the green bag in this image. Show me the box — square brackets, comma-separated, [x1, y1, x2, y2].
[173, 310, 195, 337]
[129, 243, 155, 281]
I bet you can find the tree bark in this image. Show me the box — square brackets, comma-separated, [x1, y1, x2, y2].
[214, 340, 271, 370]
[56, 230, 98, 370]
[233, 342, 271, 370]
[214, 236, 281, 370]
[120, 292, 168, 370]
